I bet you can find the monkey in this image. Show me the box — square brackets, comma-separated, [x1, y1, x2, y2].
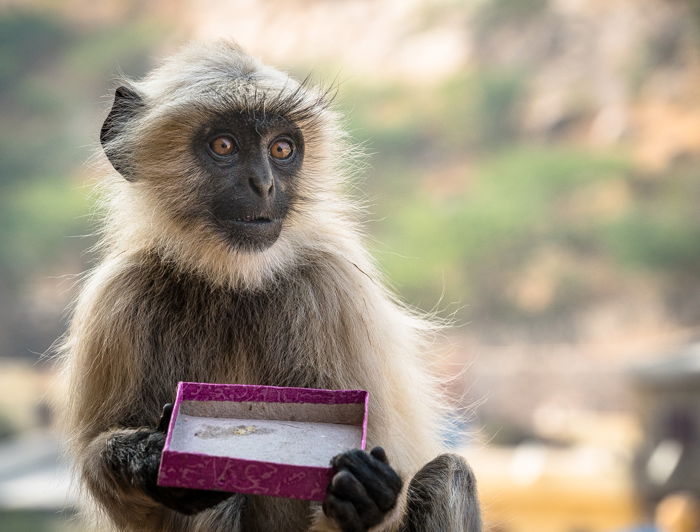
[58, 40, 481, 532]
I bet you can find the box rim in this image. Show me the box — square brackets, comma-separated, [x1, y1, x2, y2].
[178, 381, 369, 405]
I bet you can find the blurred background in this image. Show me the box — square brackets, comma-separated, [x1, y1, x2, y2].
[1, 0, 700, 530]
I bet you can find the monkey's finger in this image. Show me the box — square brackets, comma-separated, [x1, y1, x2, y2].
[335, 449, 403, 494]
[365, 450, 403, 494]
[370, 446, 388, 464]
[331, 450, 400, 512]
[329, 470, 383, 527]
[323, 493, 365, 532]
[157, 403, 174, 432]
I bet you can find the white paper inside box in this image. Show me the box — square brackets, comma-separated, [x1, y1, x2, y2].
[169, 399, 365, 467]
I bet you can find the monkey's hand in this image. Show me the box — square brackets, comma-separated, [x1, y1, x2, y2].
[103, 404, 233, 515]
[323, 447, 403, 532]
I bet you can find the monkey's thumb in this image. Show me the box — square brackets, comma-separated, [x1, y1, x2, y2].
[157, 403, 174, 433]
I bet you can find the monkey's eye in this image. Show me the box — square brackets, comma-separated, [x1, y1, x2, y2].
[208, 135, 237, 157]
[269, 139, 294, 160]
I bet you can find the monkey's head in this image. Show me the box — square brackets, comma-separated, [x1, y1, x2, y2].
[99, 41, 352, 288]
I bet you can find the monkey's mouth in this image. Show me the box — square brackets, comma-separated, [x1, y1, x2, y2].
[219, 215, 284, 251]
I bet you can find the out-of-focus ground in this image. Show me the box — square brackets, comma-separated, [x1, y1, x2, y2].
[2, 0, 700, 530]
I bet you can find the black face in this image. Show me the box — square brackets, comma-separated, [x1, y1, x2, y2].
[192, 111, 304, 251]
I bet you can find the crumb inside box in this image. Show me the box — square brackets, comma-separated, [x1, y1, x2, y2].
[168, 400, 365, 467]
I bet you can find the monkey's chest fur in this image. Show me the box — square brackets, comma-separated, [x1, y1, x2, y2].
[116, 252, 357, 429]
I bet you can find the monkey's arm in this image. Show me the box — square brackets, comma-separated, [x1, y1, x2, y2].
[78, 405, 237, 530]
[97, 404, 234, 515]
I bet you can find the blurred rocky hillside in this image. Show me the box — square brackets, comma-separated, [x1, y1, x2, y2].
[1, 0, 700, 429]
[186, 0, 700, 346]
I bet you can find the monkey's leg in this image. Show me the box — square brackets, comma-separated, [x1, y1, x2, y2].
[400, 453, 481, 532]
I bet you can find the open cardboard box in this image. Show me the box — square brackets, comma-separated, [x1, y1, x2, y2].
[157, 382, 369, 501]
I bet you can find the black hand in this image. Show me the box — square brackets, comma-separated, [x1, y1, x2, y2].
[104, 404, 232, 515]
[323, 447, 403, 532]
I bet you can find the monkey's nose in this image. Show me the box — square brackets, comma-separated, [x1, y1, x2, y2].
[249, 173, 274, 198]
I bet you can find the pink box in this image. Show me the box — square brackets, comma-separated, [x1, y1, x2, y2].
[157, 382, 369, 501]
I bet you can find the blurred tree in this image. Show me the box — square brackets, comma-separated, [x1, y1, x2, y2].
[0, 8, 165, 358]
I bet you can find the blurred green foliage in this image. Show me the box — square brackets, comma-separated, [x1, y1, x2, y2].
[603, 169, 700, 273]
[0, 510, 77, 532]
[371, 146, 629, 312]
[0, 12, 68, 96]
[0, 180, 91, 279]
[0, 9, 164, 277]
[337, 60, 700, 324]
[2, 3, 700, 352]
[475, 0, 549, 28]
[0, 8, 165, 356]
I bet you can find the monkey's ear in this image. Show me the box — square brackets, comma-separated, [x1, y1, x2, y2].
[101, 85, 144, 181]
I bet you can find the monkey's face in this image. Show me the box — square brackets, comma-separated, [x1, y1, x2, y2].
[100, 82, 330, 255]
[190, 111, 304, 251]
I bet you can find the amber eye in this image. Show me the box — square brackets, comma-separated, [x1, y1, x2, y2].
[209, 135, 237, 156]
[269, 139, 294, 160]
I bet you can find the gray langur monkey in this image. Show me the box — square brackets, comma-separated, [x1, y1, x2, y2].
[58, 40, 481, 532]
